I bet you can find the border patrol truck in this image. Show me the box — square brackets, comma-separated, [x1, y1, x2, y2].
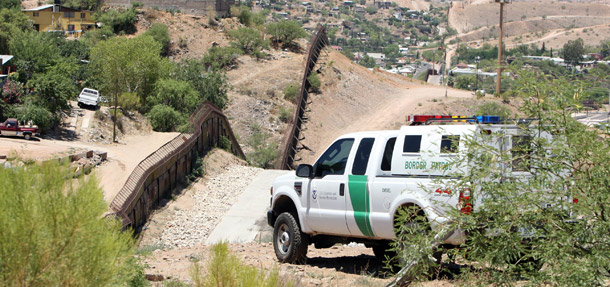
[267, 115, 548, 263]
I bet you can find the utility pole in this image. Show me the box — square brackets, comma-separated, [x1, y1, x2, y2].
[495, 0, 509, 97]
[113, 78, 118, 143]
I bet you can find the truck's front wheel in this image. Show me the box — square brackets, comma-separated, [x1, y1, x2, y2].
[273, 212, 308, 263]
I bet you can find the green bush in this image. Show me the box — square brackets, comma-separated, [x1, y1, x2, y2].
[278, 106, 292, 123]
[147, 104, 183, 132]
[219, 135, 232, 151]
[476, 102, 512, 120]
[143, 23, 171, 56]
[247, 124, 278, 168]
[118, 92, 141, 111]
[307, 72, 321, 93]
[202, 46, 241, 71]
[228, 27, 269, 59]
[0, 161, 136, 286]
[173, 60, 230, 110]
[96, 7, 138, 35]
[282, 83, 299, 102]
[15, 101, 54, 131]
[149, 79, 199, 114]
[191, 242, 292, 287]
[389, 71, 610, 286]
[265, 20, 307, 49]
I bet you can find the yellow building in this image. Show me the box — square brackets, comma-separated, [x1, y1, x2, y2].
[22, 4, 95, 38]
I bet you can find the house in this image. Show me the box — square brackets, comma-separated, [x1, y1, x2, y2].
[0, 55, 15, 86]
[22, 2, 95, 38]
[373, 1, 391, 9]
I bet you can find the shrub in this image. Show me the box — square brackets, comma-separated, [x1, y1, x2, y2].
[219, 135, 232, 151]
[247, 124, 278, 168]
[476, 102, 512, 120]
[283, 83, 299, 102]
[228, 27, 269, 59]
[0, 79, 24, 104]
[202, 46, 241, 71]
[307, 72, 321, 93]
[191, 242, 292, 287]
[389, 71, 610, 286]
[16, 102, 54, 131]
[143, 23, 171, 56]
[118, 92, 141, 111]
[149, 79, 199, 114]
[0, 161, 136, 286]
[147, 104, 182, 132]
[96, 7, 138, 35]
[266, 20, 307, 49]
[278, 106, 292, 123]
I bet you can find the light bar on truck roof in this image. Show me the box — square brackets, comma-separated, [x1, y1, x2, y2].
[408, 115, 501, 125]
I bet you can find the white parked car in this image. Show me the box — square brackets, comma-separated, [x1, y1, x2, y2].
[77, 88, 101, 108]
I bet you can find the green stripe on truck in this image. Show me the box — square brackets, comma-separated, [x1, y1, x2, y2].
[348, 175, 375, 237]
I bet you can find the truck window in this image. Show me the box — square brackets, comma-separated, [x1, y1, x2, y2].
[352, 138, 375, 175]
[441, 135, 460, 153]
[315, 138, 354, 177]
[511, 135, 532, 171]
[381, 137, 396, 171]
[403, 135, 422, 153]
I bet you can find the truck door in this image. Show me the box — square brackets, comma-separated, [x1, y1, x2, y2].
[345, 138, 376, 237]
[3, 120, 18, 136]
[305, 138, 354, 236]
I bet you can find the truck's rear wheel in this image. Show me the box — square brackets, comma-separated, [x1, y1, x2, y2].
[273, 212, 308, 263]
[24, 133, 32, 140]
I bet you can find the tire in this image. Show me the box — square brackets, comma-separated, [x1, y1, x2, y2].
[24, 133, 32, 140]
[373, 241, 395, 262]
[273, 212, 308, 263]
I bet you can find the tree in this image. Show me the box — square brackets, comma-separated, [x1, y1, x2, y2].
[27, 61, 78, 116]
[265, 20, 307, 49]
[9, 30, 60, 81]
[0, 161, 136, 286]
[90, 35, 167, 106]
[383, 44, 400, 60]
[562, 38, 584, 66]
[148, 79, 199, 113]
[143, 23, 171, 56]
[61, 0, 100, 11]
[202, 46, 241, 71]
[173, 59, 231, 109]
[147, 104, 182, 132]
[228, 27, 269, 59]
[95, 7, 138, 35]
[0, 8, 33, 54]
[390, 71, 610, 286]
[359, 55, 376, 68]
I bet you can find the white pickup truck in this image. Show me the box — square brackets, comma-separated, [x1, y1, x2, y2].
[77, 88, 101, 108]
[267, 115, 550, 263]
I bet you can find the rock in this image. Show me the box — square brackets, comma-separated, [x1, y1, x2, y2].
[145, 274, 164, 281]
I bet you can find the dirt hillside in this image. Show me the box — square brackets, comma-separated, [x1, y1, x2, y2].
[448, 1, 610, 49]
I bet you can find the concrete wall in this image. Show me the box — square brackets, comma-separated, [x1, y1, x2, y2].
[103, 0, 234, 16]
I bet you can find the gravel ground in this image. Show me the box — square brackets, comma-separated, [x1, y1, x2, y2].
[156, 165, 263, 248]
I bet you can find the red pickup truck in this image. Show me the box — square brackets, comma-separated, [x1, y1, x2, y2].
[0, 118, 39, 140]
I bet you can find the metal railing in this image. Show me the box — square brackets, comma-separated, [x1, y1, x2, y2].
[277, 25, 329, 170]
[109, 102, 245, 228]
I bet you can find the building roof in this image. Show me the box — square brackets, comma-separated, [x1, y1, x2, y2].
[22, 4, 93, 12]
[456, 62, 469, 69]
[22, 4, 54, 11]
[0, 55, 14, 65]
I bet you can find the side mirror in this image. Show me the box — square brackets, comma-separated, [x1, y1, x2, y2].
[295, 164, 314, 179]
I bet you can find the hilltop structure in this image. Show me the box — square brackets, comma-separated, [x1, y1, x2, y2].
[103, 0, 234, 16]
